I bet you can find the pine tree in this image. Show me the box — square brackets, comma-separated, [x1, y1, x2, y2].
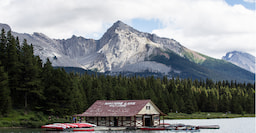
[19, 39, 42, 110]
[182, 81, 195, 114]
[206, 89, 218, 112]
[0, 62, 11, 115]
[6, 32, 21, 107]
[70, 73, 87, 114]
[0, 29, 7, 68]
[29, 55, 44, 110]
[199, 88, 208, 112]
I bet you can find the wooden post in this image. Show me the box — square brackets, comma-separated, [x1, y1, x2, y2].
[108, 117, 110, 127]
[134, 116, 136, 127]
[121, 117, 123, 126]
[130, 116, 132, 127]
[161, 115, 163, 127]
[142, 115, 144, 126]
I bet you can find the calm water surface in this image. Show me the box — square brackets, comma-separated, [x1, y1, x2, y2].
[0, 117, 254, 133]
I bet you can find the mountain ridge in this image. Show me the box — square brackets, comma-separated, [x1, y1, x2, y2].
[222, 51, 255, 73]
[0, 21, 254, 83]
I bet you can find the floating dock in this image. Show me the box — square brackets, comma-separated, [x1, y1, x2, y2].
[198, 125, 220, 129]
[73, 127, 129, 132]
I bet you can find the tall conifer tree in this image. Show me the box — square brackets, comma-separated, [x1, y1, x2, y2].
[0, 62, 11, 115]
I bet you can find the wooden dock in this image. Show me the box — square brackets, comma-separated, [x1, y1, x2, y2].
[94, 126, 127, 131]
[198, 125, 220, 129]
[73, 125, 220, 132]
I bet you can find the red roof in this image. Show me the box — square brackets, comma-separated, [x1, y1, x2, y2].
[80, 100, 162, 117]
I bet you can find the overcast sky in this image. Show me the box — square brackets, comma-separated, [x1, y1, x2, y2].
[0, 0, 255, 59]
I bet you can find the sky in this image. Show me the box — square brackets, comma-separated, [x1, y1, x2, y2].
[0, 0, 255, 59]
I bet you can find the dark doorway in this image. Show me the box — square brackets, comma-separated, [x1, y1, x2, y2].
[114, 117, 118, 126]
[144, 115, 152, 127]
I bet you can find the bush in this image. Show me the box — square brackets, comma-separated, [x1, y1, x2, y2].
[27, 121, 45, 128]
[0, 120, 12, 127]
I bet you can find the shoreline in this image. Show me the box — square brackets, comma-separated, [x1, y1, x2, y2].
[163, 112, 255, 120]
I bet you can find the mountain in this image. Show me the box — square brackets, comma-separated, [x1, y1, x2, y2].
[222, 51, 255, 73]
[0, 21, 254, 83]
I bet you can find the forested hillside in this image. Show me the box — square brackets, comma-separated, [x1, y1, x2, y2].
[0, 29, 255, 117]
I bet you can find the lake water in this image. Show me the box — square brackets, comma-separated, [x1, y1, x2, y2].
[0, 117, 254, 133]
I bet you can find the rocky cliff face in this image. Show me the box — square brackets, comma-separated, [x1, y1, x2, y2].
[96, 21, 165, 72]
[222, 51, 255, 73]
[1, 21, 200, 73]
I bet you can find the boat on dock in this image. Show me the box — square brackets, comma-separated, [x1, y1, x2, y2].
[41, 123, 69, 131]
[41, 123, 96, 131]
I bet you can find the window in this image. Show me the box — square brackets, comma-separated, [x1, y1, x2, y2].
[126, 117, 131, 121]
[88, 117, 94, 121]
[146, 106, 150, 110]
[136, 116, 142, 120]
[154, 116, 159, 120]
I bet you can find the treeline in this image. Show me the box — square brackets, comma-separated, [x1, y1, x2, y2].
[0, 29, 255, 117]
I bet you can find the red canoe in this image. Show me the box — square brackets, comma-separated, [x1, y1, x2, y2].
[73, 128, 95, 132]
[41, 124, 67, 130]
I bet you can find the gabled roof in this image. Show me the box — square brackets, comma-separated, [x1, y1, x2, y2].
[79, 100, 164, 117]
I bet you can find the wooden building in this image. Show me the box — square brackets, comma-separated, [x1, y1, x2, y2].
[77, 100, 165, 127]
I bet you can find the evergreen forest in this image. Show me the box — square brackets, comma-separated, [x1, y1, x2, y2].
[0, 29, 255, 117]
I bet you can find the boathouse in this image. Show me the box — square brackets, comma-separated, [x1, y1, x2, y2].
[77, 100, 165, 127]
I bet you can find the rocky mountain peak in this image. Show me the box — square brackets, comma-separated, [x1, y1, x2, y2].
[112, 20, 130, 30]
[101, 21, 140, 39]
[0, 23, 11, 32]
[222, 51, 255, 62]
[222, 51, 255, 73]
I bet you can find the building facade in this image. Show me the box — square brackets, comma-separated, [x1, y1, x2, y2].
[77, 100, 165, 127]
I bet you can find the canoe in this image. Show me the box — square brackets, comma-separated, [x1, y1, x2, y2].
[72, 123, 96, 128]
[64, 123, 78, 128]
[41, 124, 67, 130]
[41, 123, 97, 131]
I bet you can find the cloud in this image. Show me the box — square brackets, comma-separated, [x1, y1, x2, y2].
[151, 0, 256, 58]
[0, 0, 255, 58]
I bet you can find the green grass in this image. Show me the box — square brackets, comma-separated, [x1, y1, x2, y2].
[164, 112, 255, 119]
[183, 50, 205, 64]
[0, 110, 70, 128]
